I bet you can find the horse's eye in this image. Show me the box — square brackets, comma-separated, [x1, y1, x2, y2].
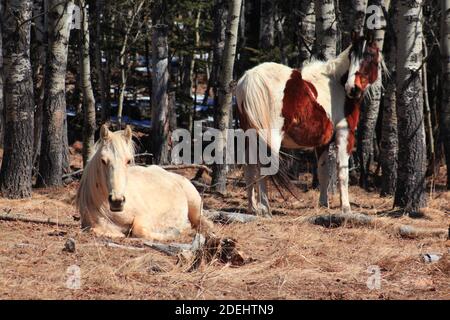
[126, 159, 131, 165]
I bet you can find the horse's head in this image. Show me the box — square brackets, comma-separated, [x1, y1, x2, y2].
[97, 124, 134, 212]
[345, 31, 381, 99]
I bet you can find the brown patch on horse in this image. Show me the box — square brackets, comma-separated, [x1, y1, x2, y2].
[282, 70, 334, 148]
[344, 97, 362, 154]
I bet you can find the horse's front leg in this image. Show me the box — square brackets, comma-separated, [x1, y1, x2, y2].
[316, 147, 330, 208]
[258, 175, 272, 217]
[336, 128, 352, 213]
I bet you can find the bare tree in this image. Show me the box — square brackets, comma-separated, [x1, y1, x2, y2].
[394, 0, 427, 213]
[298, 0, 315, 66]
[441, 0, 450, 189]
[79, 0, 96, 165]
[211, 0, 242, 194]
[314, 0, 337, 60]
[259, 0, 274, 50]
[0, 0, 34, 198]
[116, 0, 145, 125]
[37, 0, 74, 187]
[151, 24, 170, 164]
[94, 0, 108, 122]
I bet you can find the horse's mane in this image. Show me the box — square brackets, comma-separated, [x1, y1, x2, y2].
[76, 130, 135, 228]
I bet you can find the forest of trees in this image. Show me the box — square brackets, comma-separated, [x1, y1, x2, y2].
[0, 0, 449, 216]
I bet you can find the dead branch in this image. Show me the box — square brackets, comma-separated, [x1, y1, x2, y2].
[103, 241, 147, 251]
[397, 225, 448, 239]
[161, 164, 212, 174]
[0, 212, 78, 227]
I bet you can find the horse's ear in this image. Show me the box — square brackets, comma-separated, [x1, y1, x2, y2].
[100, 124, 110, 141]
[124, 125, 133, 142]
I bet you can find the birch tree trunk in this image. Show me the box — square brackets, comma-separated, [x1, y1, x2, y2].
[79, 0, 96, 165]
[0, 0, 34, 198]
[37, 0, 74, 187]
[314, 0, 337, 60]
[394, 0, 427, 213]
[94, 0, 108, 122]
[259, 0, 274, 50]
[209, 0, 228, 105]
[357, 0, 389, 189]
[339, 0, 368, 50]
[0, 1, 3, 145]
[441, 0, 450, 189]
[31, 0, 47, 170]
[298, 0, 315, 66]
[211, 0, 242, 194]
[151, 24, 170, 165]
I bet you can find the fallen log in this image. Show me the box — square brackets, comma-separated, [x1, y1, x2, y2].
[204, 210, 258, 224]
[307, 212, 448, 239]
[0, 212, 78, 227]
[308, 212, 374, 228]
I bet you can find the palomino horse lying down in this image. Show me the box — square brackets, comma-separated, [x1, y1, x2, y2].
[236, 32, 384, 216]
[76, 125, 212, 240]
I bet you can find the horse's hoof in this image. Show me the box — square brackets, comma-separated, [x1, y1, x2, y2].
[318, 201, 329, 209]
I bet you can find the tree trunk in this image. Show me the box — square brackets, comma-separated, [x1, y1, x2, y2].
[37, 0, 74, 187]
[259, 0, 274, 50]
[94, 0, 108, 122]
[298, 0, 315, 66]
[210, 0, 228, 104]
[31, 0, 47, 171]
[211, 0, 242, 194]
[340, 0, 368, 48]
[380, 0, 397, 196]
[0, 0, 3, 145]
[0, 0, 34, 199]
[394, 0, 427, 213]
[314, 0, 337, 60]
[441, 0, 450, 189]
[79, 0, 96, 165]
[151, 24, 170, 165]
[357, 0, 388, 189]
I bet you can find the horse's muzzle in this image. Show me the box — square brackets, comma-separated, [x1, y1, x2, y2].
[347, 86, 362, 99]
[108, 195, 126, 212]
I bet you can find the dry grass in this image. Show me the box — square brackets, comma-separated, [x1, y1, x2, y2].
[0, 167, 448, 300]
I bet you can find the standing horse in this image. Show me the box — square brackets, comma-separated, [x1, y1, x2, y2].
[236, 33, 383, 216]
[76, 125, 212, 240]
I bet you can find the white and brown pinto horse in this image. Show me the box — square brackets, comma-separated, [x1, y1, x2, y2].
[76, 125, 211, 240]
[236, 34, 382, 216]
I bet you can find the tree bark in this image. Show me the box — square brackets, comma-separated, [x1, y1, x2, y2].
[259, 0, 274, 50]
[0, 0, 3, 145]
[314, 0, 337, 60]
[151, 24, 170, 165]
[209, 0, 228, 104]
[380, 0, 397, 196]
[94, 0, 108, 122]
[0, 0, 34, 198]
[441, 0, 450, 189]
[357, 0, 388, 189]
[79, 0, 96, 165]
[394, 0, 427, 213]
[37, 0, 74, 187]
[298, 0, 315, 66]
[211, 0, 242, 194]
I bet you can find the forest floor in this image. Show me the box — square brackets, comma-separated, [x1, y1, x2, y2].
[0, 149, 449, 300]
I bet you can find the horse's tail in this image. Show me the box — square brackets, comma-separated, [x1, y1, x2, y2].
[236, 68, 300, 200]
[236, 69, 278, 148]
